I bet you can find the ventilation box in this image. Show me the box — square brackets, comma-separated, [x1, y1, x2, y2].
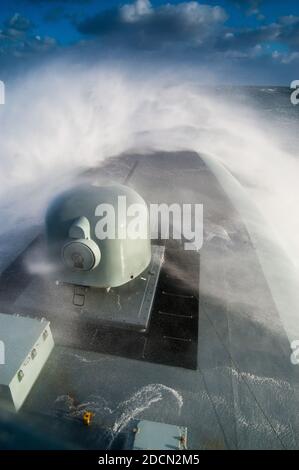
[0, 313, 54, 411]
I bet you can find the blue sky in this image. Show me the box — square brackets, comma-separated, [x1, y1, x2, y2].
[0, 0, 299, 83]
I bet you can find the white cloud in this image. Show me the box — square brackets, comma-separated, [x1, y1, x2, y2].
[78, 0, 228, 48]
[121, 0, 152, 23]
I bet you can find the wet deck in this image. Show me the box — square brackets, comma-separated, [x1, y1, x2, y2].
[1, 151, 299, 450]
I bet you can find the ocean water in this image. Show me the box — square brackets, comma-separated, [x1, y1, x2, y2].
[219, 86, 299, 153]
[0, 63, 298, 273]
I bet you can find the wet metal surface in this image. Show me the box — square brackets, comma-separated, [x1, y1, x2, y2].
[0, 151, 299, 449]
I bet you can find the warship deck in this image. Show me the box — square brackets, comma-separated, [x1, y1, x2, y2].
[1, 151, 299, 450]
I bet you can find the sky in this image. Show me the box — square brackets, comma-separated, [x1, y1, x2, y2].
[0, 0, 299, 83]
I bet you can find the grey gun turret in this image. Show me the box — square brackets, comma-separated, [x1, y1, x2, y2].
[45, 184, 151, 288]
